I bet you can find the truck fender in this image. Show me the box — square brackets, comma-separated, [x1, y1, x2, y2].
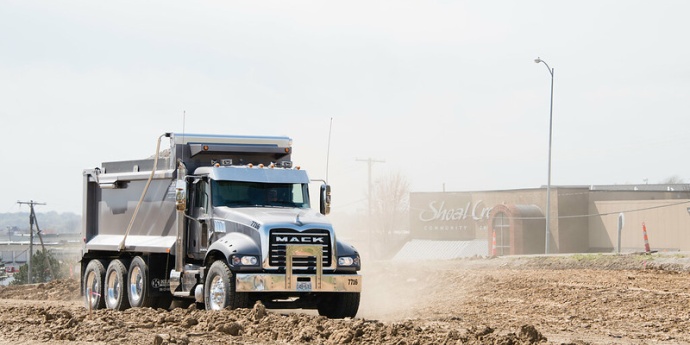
[335, 240, 359, 257]
[205, 232, 261, 267]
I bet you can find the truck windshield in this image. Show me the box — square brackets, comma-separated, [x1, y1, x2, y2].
[211, 180, 310, 209]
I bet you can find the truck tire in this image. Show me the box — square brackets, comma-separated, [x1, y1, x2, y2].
[127, 256, 155, 308]
[83, 260, 106, 310]
[105, 259, 131, 310]
[203, 260, 249, 310]
[317, 292, 360, 319]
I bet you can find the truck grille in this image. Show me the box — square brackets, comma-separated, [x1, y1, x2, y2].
[269, 229, 332, 268]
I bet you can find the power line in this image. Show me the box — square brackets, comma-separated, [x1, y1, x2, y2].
[408, 199, 690, 221]
[559, 199, 690, 219]
[355, 158, 385, 216]
[521, 199, 690, 220]
[355, 157, 384, 259]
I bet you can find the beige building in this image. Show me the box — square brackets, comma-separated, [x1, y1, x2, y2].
[408, 184, 690, 256]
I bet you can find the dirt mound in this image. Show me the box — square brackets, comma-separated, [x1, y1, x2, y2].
[2, 253, 689, 344]
[0, 278, 80, 301]
[500, 252, 690, 272]
[0, 301, 547, 345]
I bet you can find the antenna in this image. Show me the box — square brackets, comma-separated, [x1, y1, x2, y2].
[326, 117, 333, 183]
[181, 110, 186, 161]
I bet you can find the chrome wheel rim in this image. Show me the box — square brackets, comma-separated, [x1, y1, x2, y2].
[209, 275, 226, 310]
[106, 270, 120, 307]
[129, 266, 143, 305]
[85, 271, 99, 308]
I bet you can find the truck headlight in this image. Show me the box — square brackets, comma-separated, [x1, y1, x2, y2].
[232, 255, 259, 266]
[338, 255, 360, 267]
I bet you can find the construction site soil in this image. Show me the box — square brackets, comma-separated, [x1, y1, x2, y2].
[1, 253, 689, 345]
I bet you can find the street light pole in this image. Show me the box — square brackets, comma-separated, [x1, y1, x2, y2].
[534, 57, 554, 255]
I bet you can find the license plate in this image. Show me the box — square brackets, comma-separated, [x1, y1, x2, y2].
[296, 281, 312, 291]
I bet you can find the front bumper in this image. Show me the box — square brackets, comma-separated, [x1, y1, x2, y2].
[236, 244, 361, 293]
[235, 272, 362, 292]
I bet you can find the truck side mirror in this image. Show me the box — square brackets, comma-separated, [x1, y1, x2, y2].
[320, 184, 331, 215]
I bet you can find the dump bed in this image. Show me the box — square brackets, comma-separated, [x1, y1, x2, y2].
[82, 133, 294, 254]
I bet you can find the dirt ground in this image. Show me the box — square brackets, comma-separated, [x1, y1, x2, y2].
[1, 253, 689, 345]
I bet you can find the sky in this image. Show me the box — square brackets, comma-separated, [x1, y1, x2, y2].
[1, 0, 689, 215]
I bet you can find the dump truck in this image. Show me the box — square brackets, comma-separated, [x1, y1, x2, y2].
[80, 133, 361, 318]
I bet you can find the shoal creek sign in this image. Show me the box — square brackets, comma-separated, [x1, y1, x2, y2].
[410, 193, 493, 241]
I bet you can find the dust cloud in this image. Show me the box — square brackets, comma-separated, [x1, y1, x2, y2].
[358, 260, 464, 321]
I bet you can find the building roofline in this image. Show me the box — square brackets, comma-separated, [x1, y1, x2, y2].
[411, 184, 690, 194]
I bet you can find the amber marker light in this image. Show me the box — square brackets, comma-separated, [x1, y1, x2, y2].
[203, 145, 209, 151]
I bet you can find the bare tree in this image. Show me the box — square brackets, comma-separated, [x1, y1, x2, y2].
[369, 172, 410, 258]
[660, 175, 685, 184]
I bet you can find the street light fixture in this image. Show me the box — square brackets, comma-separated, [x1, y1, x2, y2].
[535, 57, 554, 255]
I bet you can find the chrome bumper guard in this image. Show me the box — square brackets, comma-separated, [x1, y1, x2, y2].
[235, 244, 362, 293]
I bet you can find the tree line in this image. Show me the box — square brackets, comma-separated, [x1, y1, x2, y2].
[0, 212, 80, 234]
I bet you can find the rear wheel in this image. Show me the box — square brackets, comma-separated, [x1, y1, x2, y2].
[127, 256, 154, 308]
[317, 292, 360, 319]
[83, 260, 106, 310]
[203, 261, 249, 310]
[105, 259, 130, 310]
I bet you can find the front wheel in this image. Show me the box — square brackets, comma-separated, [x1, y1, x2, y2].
[203, 261, 249, 310]
[317, 292, 360, 319]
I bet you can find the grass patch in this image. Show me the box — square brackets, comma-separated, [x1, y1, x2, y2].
[570, 253, 605, 262]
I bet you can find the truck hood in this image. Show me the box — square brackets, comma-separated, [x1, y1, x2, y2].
[213, 207, 332, 229]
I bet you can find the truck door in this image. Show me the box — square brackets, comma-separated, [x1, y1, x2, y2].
[187, 178, 210, 259]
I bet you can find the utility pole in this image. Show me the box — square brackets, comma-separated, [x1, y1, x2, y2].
[17, 200, 54, 284]
[355, 158, 385, 259]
